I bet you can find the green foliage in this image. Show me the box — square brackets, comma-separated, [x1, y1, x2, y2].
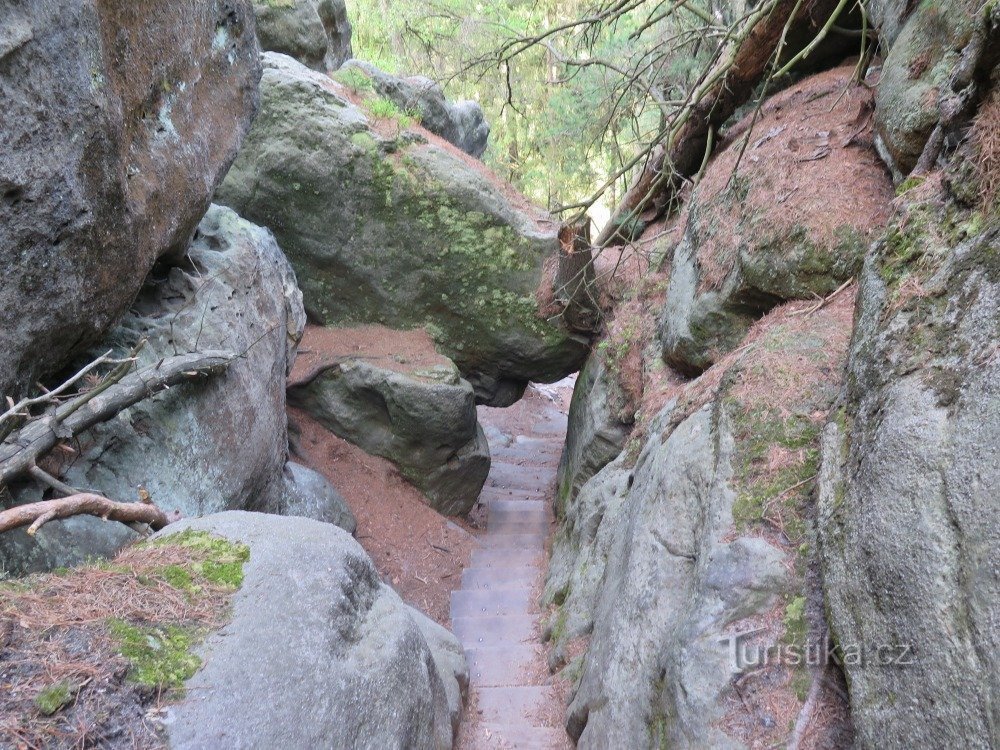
[346, 0, 727, 218]
[34, 681, 75, 716]
[150, 529, 250, 588]
[107, 620, 202, 692]
[332, 67, 374, 93]
[365, 97, 422, 127]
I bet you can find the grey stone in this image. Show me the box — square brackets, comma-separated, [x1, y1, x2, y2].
[341, 60, 489, 157]
[217, 53, 589, 405]
[0, 206, 331, 574]
[408, 605, 470, 739]
[553, 404, 788, 748]
[555, 355, 631, 512]
[0, 0, 261, 400]
[156, 512, 461, 750]
[818, 196, 999, 748]
[873, 0, 977, 177]
[288, 358, 490, 516]
[278, 461, 356, 534]
[254, 0, 352, 72]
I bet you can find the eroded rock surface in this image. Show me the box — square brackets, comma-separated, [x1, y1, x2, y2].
[660, 66, 892, 374]
[0, 0, 261, 400]
[254, 0, 353, 72]
[340, 60, 490, 158]
[0, 207, 353, 575]
[547, 295, 854, 748]
[217, 53, 589, 405]
[818, 176, 999, 749]
[158, 512, 463, 750]
[288, 326, 490, 516]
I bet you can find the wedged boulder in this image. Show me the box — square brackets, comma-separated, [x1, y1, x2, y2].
[157, 512, 463, 749]
[818, 177, 999, 748]
[339, 60, 490, 158]
[0, 0, 261, 400]
[555, 355, 631, 513]
[288, 326, 490, 516]
[253, 0, 352, 72]
[547, 295, 855, 748]
[0, 206, 353, 575]
[872, 0, 979, 177]
[659, 66, 892, 374]
[217, 53, 590, 405]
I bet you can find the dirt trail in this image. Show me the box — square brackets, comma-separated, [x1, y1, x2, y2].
[455, 381, 575, 750]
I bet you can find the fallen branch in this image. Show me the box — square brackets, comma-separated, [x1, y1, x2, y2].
[788, 660, 831, 750]
[0, 494, 169, 536]
[0, 350, 234, 487]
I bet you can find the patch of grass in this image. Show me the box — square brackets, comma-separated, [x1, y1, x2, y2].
[366, 97, 421, 128]
[107, 620, 203, 693]
[333, 67, 374, 94]
[34, 681, 75, 716]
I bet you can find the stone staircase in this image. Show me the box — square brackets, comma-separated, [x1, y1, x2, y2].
[453, 405, 573, 749]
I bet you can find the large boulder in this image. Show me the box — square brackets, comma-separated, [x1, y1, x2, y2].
[339, 60, 490, 158]
[253, 0, 352, 72]
[216, 53, 589, 405]
[660, 66, 892, 374]
[547, 295, 854, 748]
[157, 512, 464, 749]
[0, 0, 261, 401]
[818, 177, 999, 748]
[555, 355, 631, 513]
[288, 326, 490, 516]
[872, 0, 980, 177]
[0, 206, 354, 575]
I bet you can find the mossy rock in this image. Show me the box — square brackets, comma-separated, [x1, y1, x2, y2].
[218, 53, 587, 404]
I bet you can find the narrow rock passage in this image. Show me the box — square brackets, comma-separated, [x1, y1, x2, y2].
[455, 383, 574, 749]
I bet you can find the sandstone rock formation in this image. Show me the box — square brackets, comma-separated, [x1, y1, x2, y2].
[0, 0, 261, 400]
[288, 326, 490, 516]
[660, 66, 892, 375]
[547, 295, 854, 747]
[253, 0, 353, 72]
[818, 174, 999, 749]
[339, 60, 490, 158]
[157, 512, 464, 749]
[0, 207, 354, 575]
[217, 53, 590, 406]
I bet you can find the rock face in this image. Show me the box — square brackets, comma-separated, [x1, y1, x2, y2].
[0, 206, 354, 575]
[253, 0, 352, 72]
[659, 66, 892, 374]
[289, 354, 490, 516]
[340, 60, 490, 158]
[872, 0, 979, 177]
[818, 177, 999, 749]
[157, 512, 464, 749]
[547, 295, 854, 747]
[0, 0, 261, 400]
[555, 355, 631, 511]
[217, 53, 589, 405]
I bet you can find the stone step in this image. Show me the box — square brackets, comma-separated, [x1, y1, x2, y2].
[474, 686, 561, 727]
[487, 517, 552, 536]
[479, 487, 549, 504]
[478, 725, 572, 749]
[465, 645, 545, 687]
[487, 464, 558, 491]
[469, 548, 545, 569]
[452, 615, 537, 648]
[488, 504, 550, 525]
[461, 566, 538, 591]
[451, 588, 535, 619]
[480, 533, 548, 550]
[451, 586, 537, 619]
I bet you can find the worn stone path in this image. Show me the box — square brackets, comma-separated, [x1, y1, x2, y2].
[454, 389, 573, 749]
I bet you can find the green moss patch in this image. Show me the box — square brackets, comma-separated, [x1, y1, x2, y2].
[107, 620, 204, 691]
